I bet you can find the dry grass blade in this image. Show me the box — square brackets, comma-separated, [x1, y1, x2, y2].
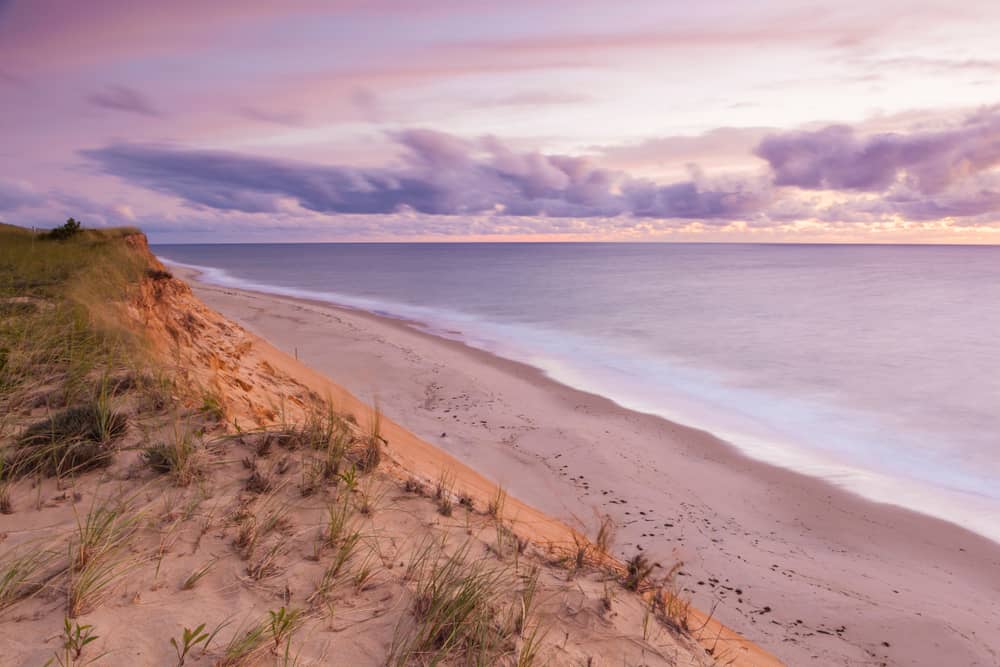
[487, 486, 507, 520]
[595, 514, 615, 556]
[435, 469, 456, 517]
[0, 459, 12, 514]
[65, 494, 144, 616]
[247, 542, 286, 581]
[67, 550, 142, 617]
[182, 558, 217, 590]
[218, 617, 270, 667]
[0, 544, 64, 611]
[350, 403, 382, 473]
[72, 497, 141, 571]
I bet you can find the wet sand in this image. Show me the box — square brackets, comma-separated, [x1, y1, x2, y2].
[179, 268, 1000, 666]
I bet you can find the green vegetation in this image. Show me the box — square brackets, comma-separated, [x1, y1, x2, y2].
[218, 617, 270, 667]
[12, 400, 127, 478]
[142, 424, 204, 486]
[388, 540, 545, 666]
[170, 623, 211, 666]
[45, 618, 103, 667]
[0, 543, 62, 611]
[68, 496, 143, 616]
[41, 218, 83, 241]
[0, 222, 148, 481]
[181, 558, 217, 591]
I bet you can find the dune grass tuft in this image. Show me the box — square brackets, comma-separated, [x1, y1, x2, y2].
[218, 617, 270, 667]
[181, 558, 217, 591]
[0, 544, 63, 612]
[12, 402, 126, 478]
[624, 552, 655, 592]
[67, 496, 144, 616]
[141, 425, 203, 486]
[390, 537, 551, 666]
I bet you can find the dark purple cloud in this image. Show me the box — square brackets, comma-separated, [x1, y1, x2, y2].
[77, 109, 1000, 228]
[87, 85, 161, 117]
[755, 105, 1000, 194]
[81, 130, 771, 220]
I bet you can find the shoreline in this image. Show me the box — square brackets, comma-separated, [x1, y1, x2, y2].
[174, 264, 1000, 666]
[157, 258, 1000, 546]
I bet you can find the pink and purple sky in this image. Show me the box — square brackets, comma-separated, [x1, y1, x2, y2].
[1, 0, 998, 243]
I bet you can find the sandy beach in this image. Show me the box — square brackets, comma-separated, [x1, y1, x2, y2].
[178, 267, 1000, 666]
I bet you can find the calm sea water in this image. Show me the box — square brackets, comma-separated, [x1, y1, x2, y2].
[155, 243, 1000, 542]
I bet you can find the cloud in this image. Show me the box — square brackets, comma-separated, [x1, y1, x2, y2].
[87, 85, 161, 116]
[850, 56, 1000, 75]
[477, 91, 592, 108]
[236, 106, 305, 126]
[80, 130, 772, 221]
[754, 105, 1000, 194]
[0, 179, 43, 211]
[829, 174, 1000, 223]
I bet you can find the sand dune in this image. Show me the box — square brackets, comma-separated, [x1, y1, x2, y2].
[0, 231, 775, 666]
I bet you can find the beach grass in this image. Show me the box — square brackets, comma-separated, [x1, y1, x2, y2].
[0, 224, 152, 485]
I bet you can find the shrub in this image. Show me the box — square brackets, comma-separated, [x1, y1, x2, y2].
[144, 268, 173, 281]
[41, 218, 82, 241]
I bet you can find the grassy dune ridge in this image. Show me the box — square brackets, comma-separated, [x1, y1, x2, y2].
[0, 224, 768, 666]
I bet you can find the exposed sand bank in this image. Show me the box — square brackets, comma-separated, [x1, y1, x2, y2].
[179, 266, 1000, 667]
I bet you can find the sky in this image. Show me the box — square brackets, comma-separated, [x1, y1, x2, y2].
[1, 0, 998, 243]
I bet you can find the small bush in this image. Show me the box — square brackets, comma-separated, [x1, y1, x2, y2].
[144, 268, 173, 281]
[40, 218, 82, 241]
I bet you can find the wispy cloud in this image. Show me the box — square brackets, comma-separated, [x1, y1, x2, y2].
[87, 85, 161, 117]
[237, 106, 305, 126]
[0, 179, 43, 212]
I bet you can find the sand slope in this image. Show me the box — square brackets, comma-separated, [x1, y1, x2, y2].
[180, 271, 1000, 667]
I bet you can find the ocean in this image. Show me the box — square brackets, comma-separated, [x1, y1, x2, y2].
[154, 242, 1000, 542]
